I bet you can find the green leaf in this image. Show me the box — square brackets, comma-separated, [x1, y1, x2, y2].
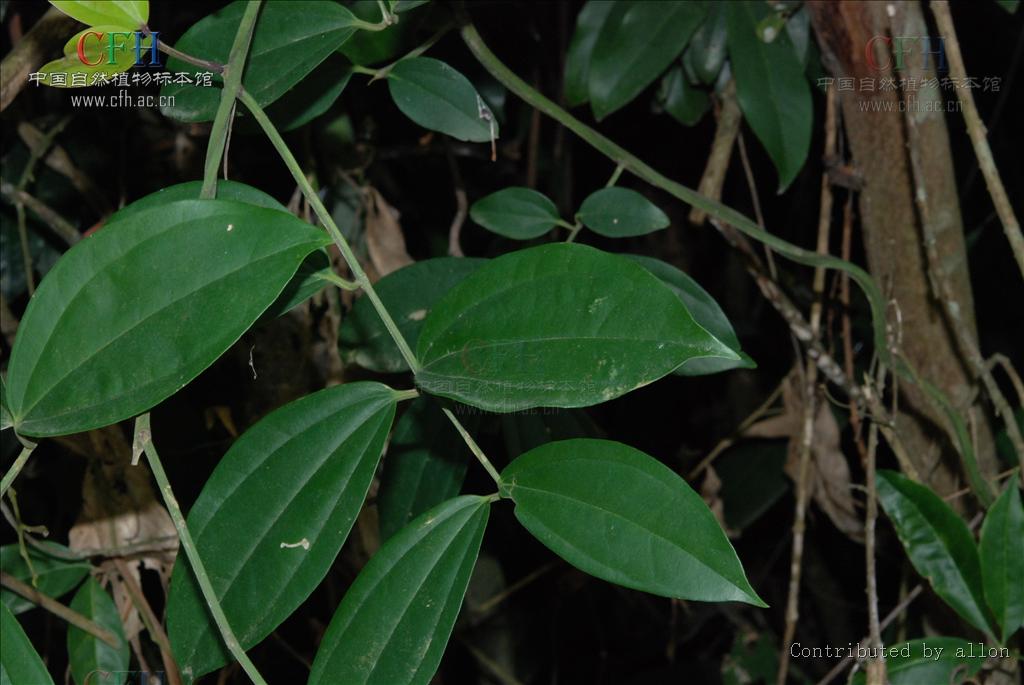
[470, 187, 561, 239]
[1, 543, 90, 615]
[5, 199, 328, 437]
[378, 398, 475, 541]
[979, 478, 1024, 642]
[0, 378, 11, 432]
[877, 470, 996, 637]
[340, 257, 486, 373]
[166, 382, 398, 681]
[67, 577, 129, 685]
[588, 1, 705, 120]
[577, 187, 669, 237]
[416, 243, 738, 412]
[259, 248, 332, 320]
[0, 602, 54, 685]
[387, 57, 499, 143]
[160, 0, 358, 122]
[308, 496, 490, 685]
[726, 1, 812, 191]
[658, 66, 709, 127]
[37, 27, 152, 87]
[995, 0, 1019, 13]
[49, 0, 147, 27]
[686, 3, 728, 85]
[628, 255, 754, 375]
[500, 439, 764, 605]
[564, 0, 616, 107]
[848, 638, 985, 685]
[341, 0, 415, 66]
[261, 53, 352, 132]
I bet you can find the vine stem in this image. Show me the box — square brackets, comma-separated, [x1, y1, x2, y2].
[0, 443, 36, 498]
[236, 87, 502, 488]
[200, 0, 262, 200]
[134, 414, 268, 685]
[0, 572, 121, 648]
[460, 23, 992, 505]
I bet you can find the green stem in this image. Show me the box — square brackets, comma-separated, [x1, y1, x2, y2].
[201, 0, 262, 200]
[135, 414, 268, 685]
[460, 23, 991, 505]
[393, 388, 420, 402]
[0, 444, 36, 498]
[316, 271, 360, 291]
[238, 88, 420, 373]
[442, 408, 501, 485]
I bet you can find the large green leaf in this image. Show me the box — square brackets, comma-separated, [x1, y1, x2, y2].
[848, 638, 985, 685]
[378, 398, 474, 541]
[577, 187, 669, 238]
[166, 382, 398, 681]
[340, 257, 486, 373]
[979, 479, 1024, 642]
[308, 496, 490, 685]
[726, 1, 811, 191]
[49, 1, 147, 28]
[628, 255, 754, 375]
[470, 187, 561, 240]
[387, 57, 499, 143]
[877, 470, 996, 637]
[1, 543, 90, 615]
[160, 0, 358, 122]
[500, 439, 764, 605]
[67, 577, 129, 685]
[5, 198, 328, 437]
[564, 0, 616, 107]
[0, 602, 53, 685]
[416, 243, 738, 412]
[587, 1, 705, 120]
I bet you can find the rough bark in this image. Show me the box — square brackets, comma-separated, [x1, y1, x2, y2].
[807, 0, 996, 496]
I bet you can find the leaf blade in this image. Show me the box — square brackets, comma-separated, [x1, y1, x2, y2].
[388, 57, 498, 143]
[577, 187, 669, 238]
[979, 478, 1024, 642]
[0, 602, 54, 685]
[1, 543, 90, 615]
[470, 187, 561, 240]
[66, 578, 129, 685]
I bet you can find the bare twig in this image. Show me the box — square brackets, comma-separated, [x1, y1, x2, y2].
[864, 367, 887, 684]
[0, 8, 78, 111]
[445, 140, 468, 257]
[688, 381, 785, 480]
[1, 180, 80, 246]
[930, 0, 1024, 280]
[113, 558, 183, 685]
[1, 571, 121, 649]
[689, 80, 740, 226]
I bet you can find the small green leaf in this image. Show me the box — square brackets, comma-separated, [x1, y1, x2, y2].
[995, 0, 1019, 13]
[378, 398, 476, 541]
[979, 478, 1024, 642]
[588, 1, 705, 120]
[67, 577, 129, 685]
[5, 199, 328, 437]
[564, 1, 616, 107]
[470, 187, 561, 240]
[577, 187, 669, 238]
[340, 257, 486, 373]
[308, 496, 490, 685]
[686, 4, 728, 85]
[628, 255, 754, 375]
[416, 244, 738, 412]
[259, 249, 332, 320]
[161, 0, 358, 122]
[166, 382, 398, 681]
[0, 602, 54, 685]
[500, 439, 764, 605]
[387, 57, 499, 143]
[848, 638, 985, 685]
[1, 543, 90, 615]
[877, 470, 996, 637]
[49, 0, 147, 27]
[37, 27, 152, 87]
[658, 66, 709, 127]
[726, 1, 812, 191]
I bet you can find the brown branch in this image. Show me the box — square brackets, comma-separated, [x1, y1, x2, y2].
[1, 180, 80, 246]
[445, 140, 468, 257]
[0, 8, 79, 112]
[689, 80, 740, 226]
[112, 559, 183, 685]
[0, 571, 121, 649]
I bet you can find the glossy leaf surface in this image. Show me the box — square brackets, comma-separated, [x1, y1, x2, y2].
[167, 382, 398, 681]
[388, 57, 498, 143]
[564, 0, 616, 107]
[726, 1, 811, 191]
[0, 602, 53, 685]
[308, 496, 490, 685]
[6, 199, 327, 437]
[877, 470, 996, 637]
[416, 244, 738, 412]
[67, 578, 129, 685]
[979, 480, 1024, 642]
[500, 439, 764, 605]
[577, 187, 669, 237]
[659, 66, 709, 127]
[470, 187, 561, 240]
[0, 543, 90, 615]
[588, 1, 704, 120]
[340, 257, 486, 373]
[49, 1, 147, 27]
[161, 0, 357, 122]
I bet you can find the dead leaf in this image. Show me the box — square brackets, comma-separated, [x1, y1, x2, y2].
[363, 186, 412, 278]
[700, 466, 737, 538]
